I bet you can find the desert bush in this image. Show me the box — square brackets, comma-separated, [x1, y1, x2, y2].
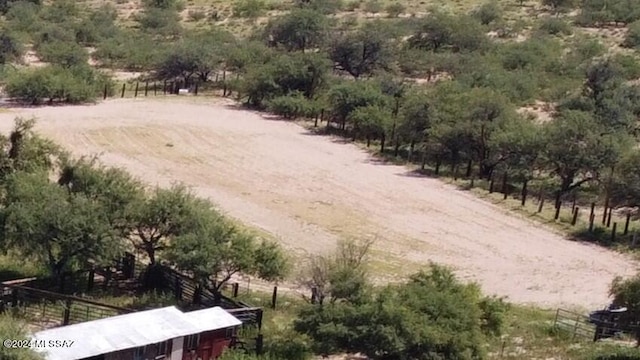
[5, 65, 113, 104]
[0, 314, 42, 360]
[4, 1, 41, 34]
[233, 0, 265, 18]
[623, 20, 640, 48]
[537, 17, 573, 35]
[472, 0, 503, 25]
[137, 7, 182, 35]
[267, 94, 315, 119]
[362, 0, 382, 13]
[0, 31, 23, 65]
[75, 4, 119, 45]
[385, 2, 405, 17]
[343, 0, 360, 11]
[37, 41, 88, 68]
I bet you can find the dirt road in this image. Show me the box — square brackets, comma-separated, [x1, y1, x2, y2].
[0, 97, 636, 309]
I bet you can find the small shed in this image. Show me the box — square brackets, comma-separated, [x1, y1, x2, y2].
[32, 306, 242, 360]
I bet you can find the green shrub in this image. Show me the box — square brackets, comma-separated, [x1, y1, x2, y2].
[0, 314, 42, 360]
[362, 0, 382, 13]
[385, 2, 405, 17]
[264, 330, 312, 360]
[472, 0, 503, 25]
[4, 1, 41, 34]
[590, 347, 640, 360]
[537, 17, 573, 35]
[267, 94, 315, 119]
[136, 7, 182, 35]
[623, 20, 640, 49]
[37, 41, 88, 68]
[5, 65, 113, 105]
[233, 0, 265, 18]
[611, 53, 640, 79]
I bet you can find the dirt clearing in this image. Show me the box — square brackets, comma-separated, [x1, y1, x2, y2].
[0, 97, 636, 309]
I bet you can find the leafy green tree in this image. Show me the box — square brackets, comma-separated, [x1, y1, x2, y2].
[541, 110, 621, 204]
[491, 117, 544, 184]
[37, 41, 88, 68]
[295, 264, 506, 360]
[397, 90, 434, 163]
[0, 118, 60, 182]
[165, 218, 289, 294]
[329, 21, 395, 79]
[1, 171, 123, 278]
[0, 314, 43, 360]
[129, 185, 211, 265]
[57, 157, 145, 237]
[4, 1, 41, 34]
[75, 4, 119, 46]
[610, 150, 640, 208]
[240, 52, 330, 107]
[409, 12, 488, 52]
[610, 274, 640, 345]
[0, 31, 23, 65]
[327, 81, 389, 130]
[349, 105, 392, 147]
[264, 9, 328, 52]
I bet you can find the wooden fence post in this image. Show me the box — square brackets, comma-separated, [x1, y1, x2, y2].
[624, 213, 631, 235]
[271, 286, 278, 309]
[87, 267, 95, 292]
[554, 201, 561, 220]
[194, 82, 199, 95]
[255, 334, 264, 355]
[145, 81, 149, 96]
[612, 222, 618, 243]
[435, 156, 441, 175]
[232, 282, 239, 298]
[11, 288, 18, 307]
[63, 299, 72, 325]
[521, 180, 528, 206]
[465, 159, 473, 178]
[134, 82, 139, 97]
[163, 80, 167, 95]
[121, 83, 126, 98]
[602, 206, 608, 226]
[572, 207, 579, 226]
[502, 173, 508, 200]
[589, 203, 596, 232]
[154, 82, 157, 96]
[607, 209, 613, 228]
[489, 176, 495, 194]
[538, 197, 545, 213]
[103, 84, 108, 100]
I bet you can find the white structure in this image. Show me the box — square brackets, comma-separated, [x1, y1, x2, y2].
[32, 306, 242, 360]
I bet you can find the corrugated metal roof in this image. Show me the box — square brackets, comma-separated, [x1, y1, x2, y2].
[32, 306, 241, 360]
[182, 307, 242, 332]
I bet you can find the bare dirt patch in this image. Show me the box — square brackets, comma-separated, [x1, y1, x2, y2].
[0, 97, 636, 309]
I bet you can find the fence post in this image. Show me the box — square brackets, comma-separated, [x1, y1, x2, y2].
[607, 209, 613, 228]
[175, 277, 182, 301]
[521, 180, 528, 206]
[624, 213, 631, 235]
[435, 156, 441, 176]
[571, 195, 576, 214]
[103, 84, 108, 100]
[314, 114, 318, 127]
[163, 80, 167, 95]
[103, 270, 111, 290]
[154, 82, 157, 96]
[311, 287, 317, 304]
[502, 173, 508, 200]
[612, 222, 617, 242]
[572, 314, 580, 341]
[554, 202, 561, 220]
[232, 282, 239, 298]
[87, 267, 95, 292]
[11, 288, 18, 307]
[134, 82, 139, 97]
[538, 197, 545, 213]
[589, 203, 596, 232]
[603, 206, 608, 226]
[194, 82, 199, 96]
[255, 334, 264, 355]
[572, 207, 579, 226]
[271, 286, 278, 309]
[121, 83, 126, 98]
[145, 81, 149, 97]
[489, 176, 495, 194]
[256, 309, 263, 331]
[63, 299, 72, 326]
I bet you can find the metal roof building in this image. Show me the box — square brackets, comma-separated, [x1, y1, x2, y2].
[32, 306, 242, 360]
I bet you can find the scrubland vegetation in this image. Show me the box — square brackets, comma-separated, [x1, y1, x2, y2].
[3, 0, 640, 358]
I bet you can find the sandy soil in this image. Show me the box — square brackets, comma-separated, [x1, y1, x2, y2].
[0, 97, 636, 309]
